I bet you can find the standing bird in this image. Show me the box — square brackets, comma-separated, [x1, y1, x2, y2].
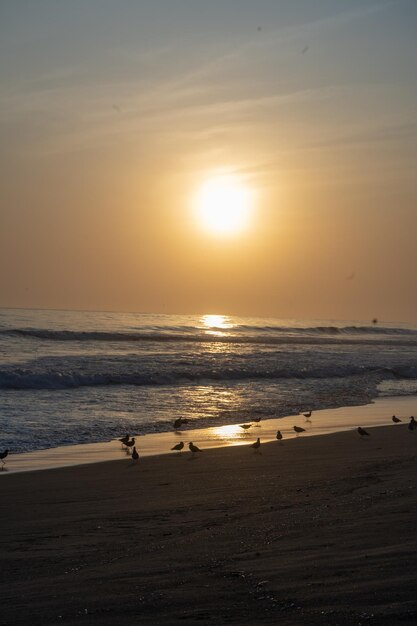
[124, 437, 135, 452]
[131, 447, 139, 463]
[293, 425, 306, 435]
[302, 411, 312, 420]
[239, 424, 252, 431]
[173, 417, 188, 431]
[250, 438, 261, 453]
[171, 441, 184, 453]
[392, 415, 401, 423]
[408, 416, 416, 432]
[118, 434, 130, 448]
[0, 449, 8, 466]
[253, 417, 262, 425]
[357, 427, 370, 438]
[276, 430, 283, 443]
[189, 442, 201, 456]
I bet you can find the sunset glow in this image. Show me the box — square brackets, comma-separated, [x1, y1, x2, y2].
[194, 174, 253, 236]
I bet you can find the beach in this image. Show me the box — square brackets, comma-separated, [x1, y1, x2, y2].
[1, 420, 417, 625]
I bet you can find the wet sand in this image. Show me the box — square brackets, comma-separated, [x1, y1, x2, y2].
[1, 421, 417, 624]
[4, 394, 417, 473]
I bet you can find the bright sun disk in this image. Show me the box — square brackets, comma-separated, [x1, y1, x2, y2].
[194, 174, 252, 236]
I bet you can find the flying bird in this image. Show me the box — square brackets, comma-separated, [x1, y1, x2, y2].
[293, 426, 306, 435]
[189, 442, 201, 455]
[276, 430, 283, 442]
[239, 424, 252, 431]
[357, 427, 370, 438]
[250, 438, 261, 453]
[0, 449, 8, 466]
[392, 415, 401, 423]
[171, 441, 184, 453]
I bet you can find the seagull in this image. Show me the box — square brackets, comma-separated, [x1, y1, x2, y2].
[276, 430, 283, 442]
[293, 425, 306, 435]
[408, 416, 416, 432]
[0, 449, 8, 466]
[171, 441, 184, 453]
[131, 447, 139, 463]
[124, 437, 135, 452]
[250, 437, 261, 453]
[173, 417, 188, 430]
[239, 424, 252, 431]
[357, 427, 370, 438]
[189, 442, 201, 455]
[392, 415, 401, 423]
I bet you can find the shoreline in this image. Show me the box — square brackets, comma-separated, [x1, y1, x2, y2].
[2, 393, 416, 474]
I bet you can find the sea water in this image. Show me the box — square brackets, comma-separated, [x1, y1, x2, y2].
[1, 308, 417, 453]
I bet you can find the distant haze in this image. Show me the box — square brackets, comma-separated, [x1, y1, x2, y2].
[1, 0, 416, 322]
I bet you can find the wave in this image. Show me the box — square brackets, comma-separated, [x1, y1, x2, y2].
[2, 324, 417, 346]
[1, 363, 416, 390]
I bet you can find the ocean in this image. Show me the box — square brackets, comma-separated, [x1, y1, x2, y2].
[1, 308, 417, 454]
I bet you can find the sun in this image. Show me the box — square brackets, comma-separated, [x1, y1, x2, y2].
[194, 174, 253, 236]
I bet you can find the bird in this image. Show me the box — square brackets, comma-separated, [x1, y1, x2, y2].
[173, 417, 188, 430]
[118, 434, 130, 448]
[239, 424, 252, 431]
[392, 415, 401, 423]
[171, 441, 184, 453]
[189, 442, 201, 455]
[0, 449, 8, 466]
[131, 447, 139, 463]
[293, 425, 306, 435]
[276, 430, 283, 442]
[408, 416, 416, 432]
[124, 437, 135, 452]
[357, 427, 370, 438]
[250, 438, 261, 453]
[302, 411, 312, 420]
[253, 417, 262, 424]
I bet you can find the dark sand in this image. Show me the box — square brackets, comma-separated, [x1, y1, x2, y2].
[1, 425, 417, 625]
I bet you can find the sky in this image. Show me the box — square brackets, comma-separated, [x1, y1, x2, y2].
[0, 0, 416, 322]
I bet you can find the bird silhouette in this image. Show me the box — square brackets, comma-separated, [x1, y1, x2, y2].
[357, 427, 370, 438]
[0, 449, 8, 466]
[392, 415, 401, 423]
[124, 437, 135, 452]
[189, 442, 201, 455]
[408, 416, 416, 431]
[171, 441, 184, 453]
[131, 447, 139, 463]
[276, 430, 283, 442]
[239, 424, 252, 431]
[119, 434, 130, 449]
[250, 437, 261, 453]
[253, 417, 262, 425]
[173, 417, 188, 430]
[302, 411, 312, 419]
[293, 425, 306, 435]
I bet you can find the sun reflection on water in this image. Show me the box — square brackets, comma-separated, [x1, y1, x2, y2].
[200, 314, 234, 337]
[211, 423, 248, 443]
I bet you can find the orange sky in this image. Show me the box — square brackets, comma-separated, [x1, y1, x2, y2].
[1, 1, 416, 322]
